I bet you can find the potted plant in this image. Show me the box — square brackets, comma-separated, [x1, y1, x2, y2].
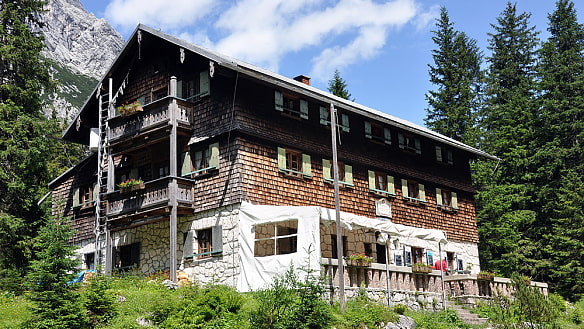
[477, 271, 496, 281]
[412, 263, 433, 274]
[118, 100, 143, 117]
[118, 178, 145, 193]
[344, 252, 373, 267]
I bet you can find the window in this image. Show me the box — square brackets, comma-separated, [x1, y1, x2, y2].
[254, 220, 298, 257]
[364, 243, 372, 259]
[412, 247, 424, 264]
[331, 234, 348, 259]
[73, 183, 98, 207]
[367, 171, 395, 196]
[274, 90, 308, 119]
[319, 106, 349, 132]
[177, 70, 210, 101]
[365, 121, 391, 144]
[376, 243, 387, 264]
[322, 159, 353, 186]
[436, 188, 458, 210]
[181, 143, 220, 177]
[114, 242, 140, 271]
[401, 179, 426, 202]
[435, 146, 453, 164]
[183, 226, 223, 259]
[398, 132, 421, 154]
[84, 253, 95, 270]
[198, 228, 212, 259]
[277, 147, 312, 178]
[426, 250, 434, 266]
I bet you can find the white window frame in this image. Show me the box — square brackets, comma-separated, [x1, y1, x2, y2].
[253, 219, 299, 257]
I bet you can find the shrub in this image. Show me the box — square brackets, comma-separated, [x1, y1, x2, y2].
[81, 273, 117, 327]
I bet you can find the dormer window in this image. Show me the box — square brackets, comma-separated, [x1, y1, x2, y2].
[319, 106, 349, 132]
[274, 90, 308, 119]
[398, 132, 421, 154]
[365, 121, 391, 144]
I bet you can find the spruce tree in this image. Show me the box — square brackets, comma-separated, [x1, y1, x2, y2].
[0, 0, 54, 291]
[327, 69, 353, 100]
[24, 217, 88, 329]
[475, 2, 539, 277]
[534, 0, 584, 301]
[425, 7, 483, 145]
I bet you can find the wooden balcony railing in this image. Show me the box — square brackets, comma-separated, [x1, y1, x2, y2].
[108, 98, 194, 142]
[106, 177, 195, 217]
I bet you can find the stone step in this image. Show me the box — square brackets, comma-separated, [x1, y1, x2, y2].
[446, 301, 489, 326]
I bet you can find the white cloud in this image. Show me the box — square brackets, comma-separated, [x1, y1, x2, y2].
[104, 0, 216, 34]
[413, 4, 440, 32]
[212, 0, 417, 75]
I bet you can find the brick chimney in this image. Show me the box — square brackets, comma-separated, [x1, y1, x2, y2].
[294, 75, 311, 86]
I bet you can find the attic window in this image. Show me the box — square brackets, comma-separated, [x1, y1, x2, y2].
[319, 106, 349, 132]
[274, 90, 308, 119]
[435, 146, 453, 165]
[365, 121, 391, 144]
[398, 132, 421, 154]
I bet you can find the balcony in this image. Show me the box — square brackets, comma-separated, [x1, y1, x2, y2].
[108, 97, 194, 143]
[106, 177, 195, 218]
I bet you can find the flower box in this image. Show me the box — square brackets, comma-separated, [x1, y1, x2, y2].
[118, 102, 144, 117]
[477, 272, 495, 281]
[119, 182, 144, 193]
[346, 259, 372, 267]
[412, 263, 433, 274]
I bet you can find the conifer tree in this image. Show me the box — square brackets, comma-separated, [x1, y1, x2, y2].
[533, 0, 584, 300]
[0, 0, 54, 291]
[425, 7, 483, 145]
[474, 2, 539, 277]
[24, 217, 88, 329]
[327, 69, 353, 101]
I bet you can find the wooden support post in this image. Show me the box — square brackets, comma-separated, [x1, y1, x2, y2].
[169, 76, 178, 283]
[330, 103, 345, 311]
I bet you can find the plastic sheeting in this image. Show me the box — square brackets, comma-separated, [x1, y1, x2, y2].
[237, 202, 448, 292]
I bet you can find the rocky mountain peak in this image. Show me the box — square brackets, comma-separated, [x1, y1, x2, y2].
[41, 0, 125, 79]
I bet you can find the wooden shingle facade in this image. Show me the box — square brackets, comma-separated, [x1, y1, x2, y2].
[50, 25, 498, 292]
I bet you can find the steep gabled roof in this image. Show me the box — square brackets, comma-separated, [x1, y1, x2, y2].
[63, 24, 498, 160]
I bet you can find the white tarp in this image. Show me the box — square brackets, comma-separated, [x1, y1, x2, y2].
[237, 202, 448, 292]
[237, 203, 321, 292]
[319, 208, 448, 244]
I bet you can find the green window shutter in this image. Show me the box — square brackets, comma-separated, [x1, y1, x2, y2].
[368, 170, 375, 190]
[300, 99, 309, 119]
[435, 146, 442, 162]
[341, 113, 350, 132]
[92, 183, 99, 201]
[274, 90, 283, 112]
[447, 150, 453, 164]
[364, 121, 372, 139]
[384, 127, 391, 144]
[209, 143, 220, 168]
[436, 188, 443, 205]
[181, 151, 192, 176]
[401, 179, 408, 198]
[176, 80, 183, 99]
[200, 70, 210, 96]
[212, 225, 223, 252]
[398, 133, 405, 149]
[451, 192, 458, 209]
[277, 147, 287, 171]
[415, 138, 421, 154]
[183, 230, 194, 257]
[387, 175, 395, 194]
[419, 184, 426, 201]
[319, 106, 328, 125]
[73, 187, 80, 207]
[322, 159, 331, 180]
[302, 154, 312, 177]
[344, 165, 353, 185]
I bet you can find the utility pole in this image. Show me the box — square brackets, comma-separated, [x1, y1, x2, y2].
[330, 103, 345, 311]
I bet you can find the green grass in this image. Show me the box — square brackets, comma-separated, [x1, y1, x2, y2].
[0, 292, 32, 329]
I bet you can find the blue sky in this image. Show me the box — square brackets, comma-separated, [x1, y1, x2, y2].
[80, 0, 576, 127]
